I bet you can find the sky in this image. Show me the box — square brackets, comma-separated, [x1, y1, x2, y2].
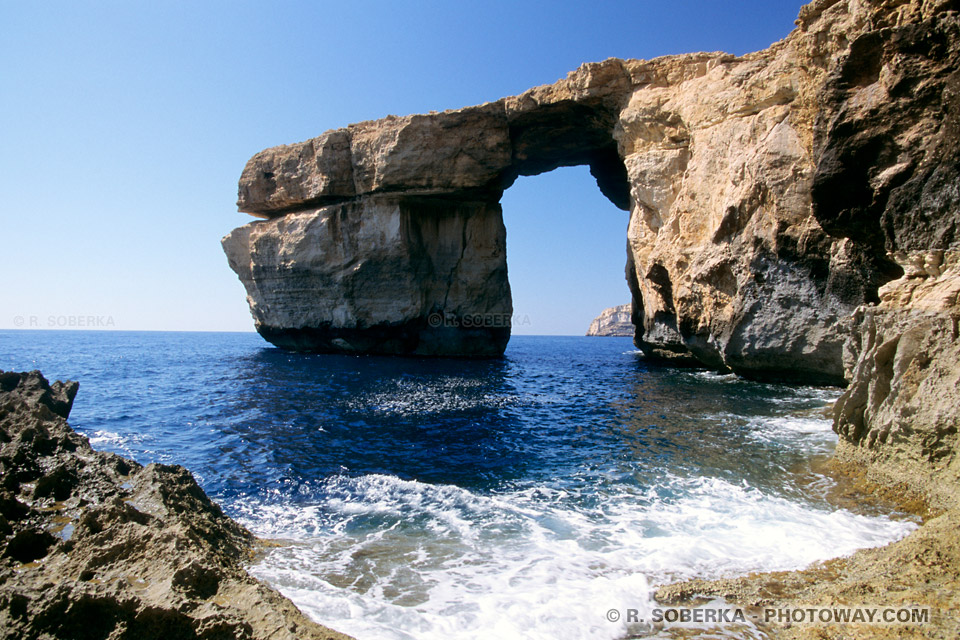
[0, 0, 805, 335]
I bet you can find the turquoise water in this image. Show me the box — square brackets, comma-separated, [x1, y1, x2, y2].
[0, 331, 915, 639]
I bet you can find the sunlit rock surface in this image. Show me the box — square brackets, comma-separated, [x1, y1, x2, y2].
[586, 304, 634, 337]
[223, 195, 511, 356]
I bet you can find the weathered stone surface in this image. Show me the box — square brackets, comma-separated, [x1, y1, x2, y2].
[0, 370, 352, 640]
[224, 194, 511, 356]
[812, 3, 960, 255]
[348, 103, 512, 197]
[586, 304, 634, 337]
[238, 104, 513, 217]
[806, 2, 960, 508]
[616, 0, 904, 383]
[238, 129, 356, 216]
[229, 61, 641, 356]
[834, 252, 960, 510]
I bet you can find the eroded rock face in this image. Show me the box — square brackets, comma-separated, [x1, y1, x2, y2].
[812, 4, 960, 256]
[811, 2, 960, 507]
[613, 0, 944, 383]
[223, 194, 511, 356]
[586, 304, 634, 337]
[834, 252, 960, 510]
[0, 370, 351, 640]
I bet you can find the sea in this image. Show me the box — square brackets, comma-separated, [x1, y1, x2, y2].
[0, 330, 917, 640]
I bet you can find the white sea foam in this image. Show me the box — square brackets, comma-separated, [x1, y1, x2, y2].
[689, 370, 740, 383]
[85, 428, 147, 458]
[87, 429, 128, 447]
[744, 415, 838, 450]
[236, 472, 917, 640]
[345, 377, 521, 416]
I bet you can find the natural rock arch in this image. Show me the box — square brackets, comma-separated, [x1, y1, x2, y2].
[221, 0, 960, 573]
[223, 61, 634, 357]
[225, 0, 958, 386]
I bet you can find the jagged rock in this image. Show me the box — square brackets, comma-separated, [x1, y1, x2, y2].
[586, 304, 634, 337]
[0, 371, 352, 640]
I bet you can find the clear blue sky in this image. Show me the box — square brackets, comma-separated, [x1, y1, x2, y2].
[1, 0, 804, 335]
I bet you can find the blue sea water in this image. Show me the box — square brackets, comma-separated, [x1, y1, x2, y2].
[0, 331, 915, 639]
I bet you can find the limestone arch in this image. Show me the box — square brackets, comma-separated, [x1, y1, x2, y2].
[224, 73, 635, 356]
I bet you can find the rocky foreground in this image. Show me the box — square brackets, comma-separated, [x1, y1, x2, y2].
[0, 370, 351, 640]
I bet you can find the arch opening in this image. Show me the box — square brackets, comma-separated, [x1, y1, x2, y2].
[500, 164, 632, 336]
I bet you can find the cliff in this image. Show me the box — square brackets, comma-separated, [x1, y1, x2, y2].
[586, 304, 635, 336]
[0, 371, 351, 640]
[225, 0, 959, 507]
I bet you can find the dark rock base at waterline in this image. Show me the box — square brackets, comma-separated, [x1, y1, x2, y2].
[257, 323, 511, 357]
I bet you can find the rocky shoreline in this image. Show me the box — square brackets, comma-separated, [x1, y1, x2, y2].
[4, 368, 954, 639]
[0, 370, 352, 640]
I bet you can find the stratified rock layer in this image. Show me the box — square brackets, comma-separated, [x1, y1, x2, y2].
[224, 195, 511, 356]
[834, 252, 960, 511]
[586, 304, 635, 337]
[0, 371, 351, 640]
